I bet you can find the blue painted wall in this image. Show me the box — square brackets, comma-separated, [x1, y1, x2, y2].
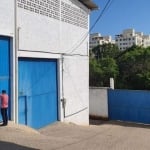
[0, 36, 10, 120]
[108, 89, 150, 124]
[18, 58, 58, 129]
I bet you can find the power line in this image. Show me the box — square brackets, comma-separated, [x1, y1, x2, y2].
[66, 0, 114, 54]
[18, 0, 114, 98]
[90, 0, 113, 32]
[19, 0, 114, 57]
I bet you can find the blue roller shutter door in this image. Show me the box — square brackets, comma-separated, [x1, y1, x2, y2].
[0, 37, 10, 120]
[18, 58, 58, 129]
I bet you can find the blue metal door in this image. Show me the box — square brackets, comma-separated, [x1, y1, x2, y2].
[108, 89, 150, 124]
[18, 58, 58, 129]
[0, 36, 10, 120]
[18, 96, 27, 125]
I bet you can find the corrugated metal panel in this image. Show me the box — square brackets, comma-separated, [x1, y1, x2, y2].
[108, 89, 150, 124]
[18, 58, 58, 129]
[0, 36, 10, 119]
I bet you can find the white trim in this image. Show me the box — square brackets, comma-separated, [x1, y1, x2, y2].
[14, 0, 18, 124]
[10, 37, 16, 122]
[0, 31, 14, 37]
[58, 57, 64, 122]
[18, 50, 61, 59]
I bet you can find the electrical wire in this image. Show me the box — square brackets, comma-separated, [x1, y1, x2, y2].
[18, 0, 115, 93]
[59, 0, 114, 118]
[62, 61, 88, 118]
[18, 0, 115, 113]
[90, 0, 113, 32]
[19, 0, 114, 56]
[18, 0, 114, 57]
[65, 0, 114, 55]
[19, 49, 89, 57]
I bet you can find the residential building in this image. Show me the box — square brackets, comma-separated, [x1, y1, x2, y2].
[143, 35, 150, 48]
[89, 33, 115, 49]
[0, 0, 97, 129]
[115, 29, 150, 50]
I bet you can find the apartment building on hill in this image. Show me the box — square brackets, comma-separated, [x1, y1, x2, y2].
[115, 29, 150, 50]
[89, 33, 115, 50]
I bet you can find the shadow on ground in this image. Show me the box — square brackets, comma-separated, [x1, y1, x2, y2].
[90, 119, 150, 129]
[0, 141, 39, 150]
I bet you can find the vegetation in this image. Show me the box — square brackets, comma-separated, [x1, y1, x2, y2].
[89, 44, 150, 90]
[116, 46, 150, 90]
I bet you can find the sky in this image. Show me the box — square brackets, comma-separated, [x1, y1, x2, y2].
[90, 0, 150, 39]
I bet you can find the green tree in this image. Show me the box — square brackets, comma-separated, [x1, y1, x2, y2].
[99, 57, 119, 86]
[89, 57, 119, 87]
[92, 43, 120, 60]
[116, 46, 150, 90]
[89, 58, 103, 86]
[89, 43, 120, 87]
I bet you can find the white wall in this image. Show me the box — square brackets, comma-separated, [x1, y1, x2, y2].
[17, 0, 89, 55]
[17, 9, 61, 52]
[0, 0, 16, 121]
[63, 55, 89, 125]
[0, 0, 14, 36]
[0, 0, 90, 125]
[89, 87, 108, 119]
[16, 0, 90, 125]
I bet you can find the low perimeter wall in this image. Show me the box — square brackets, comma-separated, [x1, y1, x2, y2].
[89, 87, 109, 120]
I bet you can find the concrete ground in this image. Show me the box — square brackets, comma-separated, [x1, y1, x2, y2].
[0, 120, 150, 150]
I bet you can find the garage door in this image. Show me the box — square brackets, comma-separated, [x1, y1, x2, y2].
[0, 36, 10, 120]
[18, 58, 58, 129]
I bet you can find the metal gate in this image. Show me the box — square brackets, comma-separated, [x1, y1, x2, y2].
[108, 89, 150, 124]
[0, 36, 10, 120]
[18, 58, 58, 129]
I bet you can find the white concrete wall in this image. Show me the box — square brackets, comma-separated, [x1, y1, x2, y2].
[17, 0, 89, 55]
[0, 0, 90, 125]
[0, 0, 14, 36]
[0, 0, 16, 121]
[63, 55, 89, 125]
[16, 0, 90, 125]
[89, 87, 108, 119]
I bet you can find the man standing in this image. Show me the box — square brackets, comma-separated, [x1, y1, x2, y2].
[0, 90, 9, 126]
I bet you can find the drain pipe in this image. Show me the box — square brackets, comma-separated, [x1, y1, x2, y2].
[14, 0, 19, 124]
[61, 54, 66, 118]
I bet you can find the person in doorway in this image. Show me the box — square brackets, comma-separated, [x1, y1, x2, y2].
[0, 90, 9, 126]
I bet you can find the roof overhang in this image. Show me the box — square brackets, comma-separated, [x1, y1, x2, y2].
[79, 0, 98, 10]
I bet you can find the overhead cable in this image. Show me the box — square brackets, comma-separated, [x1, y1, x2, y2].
[66, 0, 114, 54]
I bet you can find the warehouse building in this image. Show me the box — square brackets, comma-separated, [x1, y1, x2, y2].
[0, 0, 97, 128]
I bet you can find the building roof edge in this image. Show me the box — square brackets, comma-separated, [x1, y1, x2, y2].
[78, 0, 99, 10]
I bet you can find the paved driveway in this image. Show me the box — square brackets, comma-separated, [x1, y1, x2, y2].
[0, 120, 150, 150]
